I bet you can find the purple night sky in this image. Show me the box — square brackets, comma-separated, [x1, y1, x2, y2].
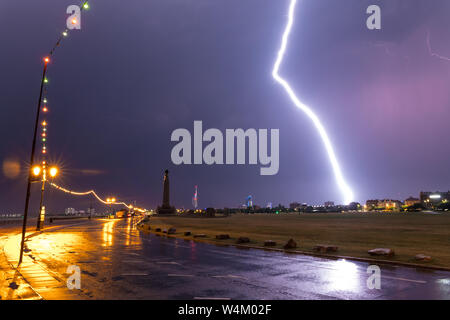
[0, 0, 449, 213]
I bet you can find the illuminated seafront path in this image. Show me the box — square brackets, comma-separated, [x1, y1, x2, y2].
[1, 218, 449, 300]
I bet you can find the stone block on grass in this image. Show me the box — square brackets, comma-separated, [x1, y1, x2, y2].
[415, 254, 432, 262]
[313, 245, 338, 253]
[283, 239, 297, 249]
[194, 234, 207, 238]
[264, 240, 276, 247]
[168, 228, 176, 234]
[184, 231, 192, 236]
[215, 234, 230, 240]
[368, 248, 395, 257]
[236, 237, 250, 244]
[155, 228, 161, 232]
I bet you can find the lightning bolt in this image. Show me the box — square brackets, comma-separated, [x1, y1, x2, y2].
[272, 0, 354, 204]
[427, 29, 450, 62]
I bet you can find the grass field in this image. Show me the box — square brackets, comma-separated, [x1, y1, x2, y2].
[144, 212, 450, 268]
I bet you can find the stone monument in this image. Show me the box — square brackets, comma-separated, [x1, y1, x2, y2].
[156, 169, 176, 215]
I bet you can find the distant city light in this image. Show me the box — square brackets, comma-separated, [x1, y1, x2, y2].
[429, 194, 441, 199]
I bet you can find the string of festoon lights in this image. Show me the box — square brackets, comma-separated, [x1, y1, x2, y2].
[40, 0, 147, 213]
[48, 182, 147, 212]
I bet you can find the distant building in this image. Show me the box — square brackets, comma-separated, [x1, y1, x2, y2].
[378, 199, 402, 211]
[365, 200, 379, 211]
[347, 202, 361, 211]
[65, 208, 76, 215]
[289, 202, 301, 210]
[246, 195, 253, 208]
[420, 191, 450, 208]
[404, 197, 420, 207]
[324, 201, 335, 207]
[364, 199, 401, 211]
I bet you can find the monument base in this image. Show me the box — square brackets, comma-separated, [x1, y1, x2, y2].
[156, 206, 176, 215]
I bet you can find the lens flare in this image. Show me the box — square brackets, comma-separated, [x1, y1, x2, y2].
[272, 0, 354, 204]
[32, 166, 41, 176]
[2, 158, 21, 179]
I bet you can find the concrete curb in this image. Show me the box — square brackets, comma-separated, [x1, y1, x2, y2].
[137, 224, 450, 272]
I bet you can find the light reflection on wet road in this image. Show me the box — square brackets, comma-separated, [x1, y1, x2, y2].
[19, 219, 450, 299]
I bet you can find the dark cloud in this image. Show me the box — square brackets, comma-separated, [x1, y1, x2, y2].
[0, 0, 449, 213]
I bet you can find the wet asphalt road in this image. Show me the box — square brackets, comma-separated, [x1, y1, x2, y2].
[7, 218, 450, 299]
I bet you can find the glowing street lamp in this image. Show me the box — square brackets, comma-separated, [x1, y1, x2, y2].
[32, 165, 41, 176]
[34, 165, 60, 231]
[106, 197, 116, 216]
[49, 166, 58, 178]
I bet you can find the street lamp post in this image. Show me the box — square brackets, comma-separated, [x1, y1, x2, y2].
[36, 164, 47, 231]
[19, 57, 50, 265]
[36, 165, 58, 231]
[106, 197, 116, 218]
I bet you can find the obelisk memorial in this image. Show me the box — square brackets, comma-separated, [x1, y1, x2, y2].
[156, 169, 176, 215]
